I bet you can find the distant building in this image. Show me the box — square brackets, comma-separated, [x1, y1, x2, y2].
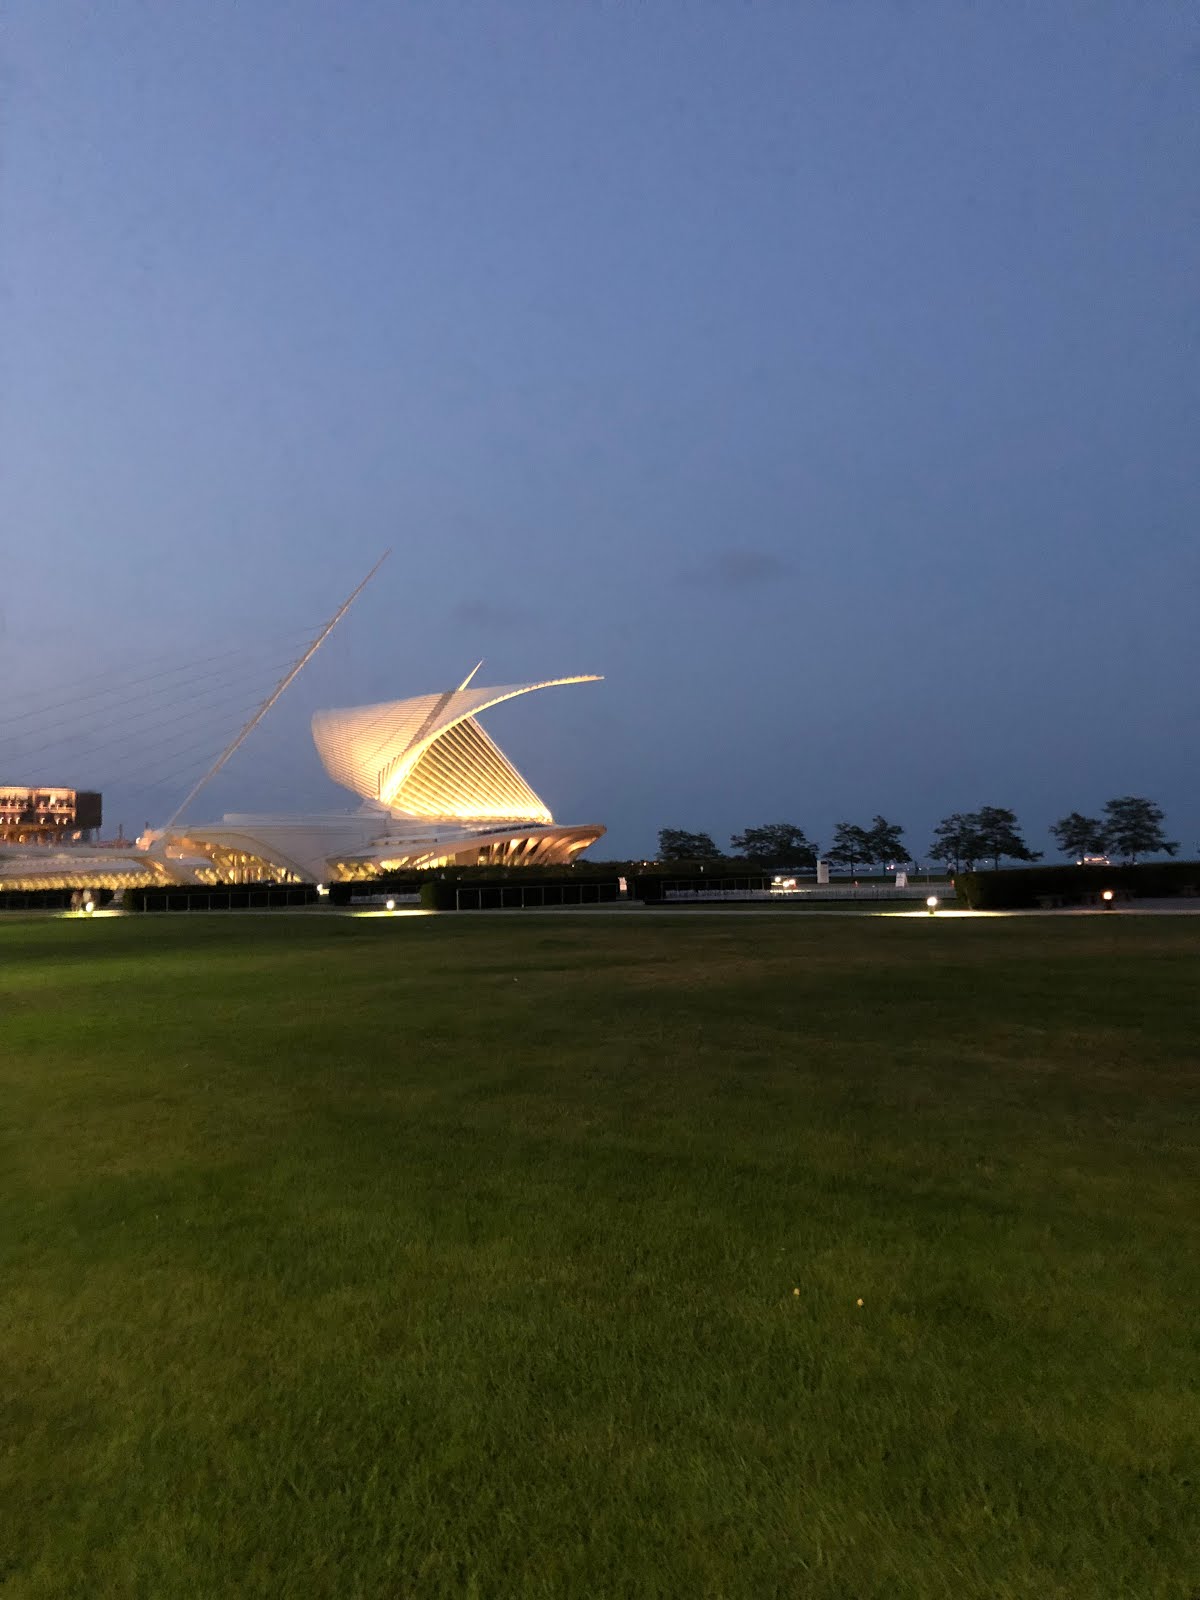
[0, 786, 102, 845]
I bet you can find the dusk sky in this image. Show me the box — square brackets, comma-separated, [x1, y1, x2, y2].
[2, 2, 1196, 860]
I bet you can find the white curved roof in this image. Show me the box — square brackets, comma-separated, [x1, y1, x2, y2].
[311, 675, 601, 820]
[0, 847, 165, 890]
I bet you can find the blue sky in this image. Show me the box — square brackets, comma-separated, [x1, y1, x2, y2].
[2, 2, 1196, 859]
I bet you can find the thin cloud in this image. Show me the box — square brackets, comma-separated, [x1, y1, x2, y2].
[449, 598, 534, 630]
[680, 548, 793, 589]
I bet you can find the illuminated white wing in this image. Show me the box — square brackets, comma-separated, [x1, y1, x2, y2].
[311, 676, 601, 820]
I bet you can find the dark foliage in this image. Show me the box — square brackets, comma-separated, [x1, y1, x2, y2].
[1101, 797, 1178, 863]
[729, 823, 817, 868]
[955, 860, 1200, 909]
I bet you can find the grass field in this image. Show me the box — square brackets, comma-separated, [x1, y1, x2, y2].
[2, 912, 1197, 1598]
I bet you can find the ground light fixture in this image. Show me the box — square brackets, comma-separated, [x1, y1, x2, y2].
[926, 895, 938, 915]
[84, 900, 95, 915]
[385, 898, 396, 912]
[1102, 889, 1115, 910]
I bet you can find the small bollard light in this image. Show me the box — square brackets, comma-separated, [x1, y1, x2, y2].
[926, 895, 938, 915]
[84, 900, 95, 915]
[1102, 889, 1115, 910]
[385, 897, 396, 912]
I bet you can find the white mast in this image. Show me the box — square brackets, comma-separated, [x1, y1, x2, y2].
[158, 551, 390, 833]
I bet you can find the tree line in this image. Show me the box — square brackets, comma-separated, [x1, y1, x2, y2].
[657, 796, 1178, 872]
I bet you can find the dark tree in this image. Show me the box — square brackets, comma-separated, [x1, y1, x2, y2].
[929, 812, 983, 873]
[828, 822, 872, 874]
[972, 806, 1041, 870]
[1049, 811, 1108, 860]
[1101, 797, 1178, 864]
[729, 823, 817, 868]
[657, 828, 721, 862]
[863, 815, 908, 868]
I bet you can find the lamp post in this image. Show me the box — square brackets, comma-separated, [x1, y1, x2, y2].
[926, 895, 938, 916]
[1102, 889, 1114, 911]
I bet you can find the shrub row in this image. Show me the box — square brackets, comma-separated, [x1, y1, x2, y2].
[0, 888, 110, 912]
[412, 861, 647, 883]
[955, 860, 1200, 910]
[420, 880, 622, 910]
[126, 885, 320, 912]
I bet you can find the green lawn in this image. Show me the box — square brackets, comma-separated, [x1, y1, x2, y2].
[1, 913, 1197, 1598]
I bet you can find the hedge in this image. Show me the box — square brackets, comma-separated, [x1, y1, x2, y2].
[125, 884, 320, 912]
[955, 860, 1200, 910]
[0, 888, 110, 912]
[411, 862, 644, 883]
